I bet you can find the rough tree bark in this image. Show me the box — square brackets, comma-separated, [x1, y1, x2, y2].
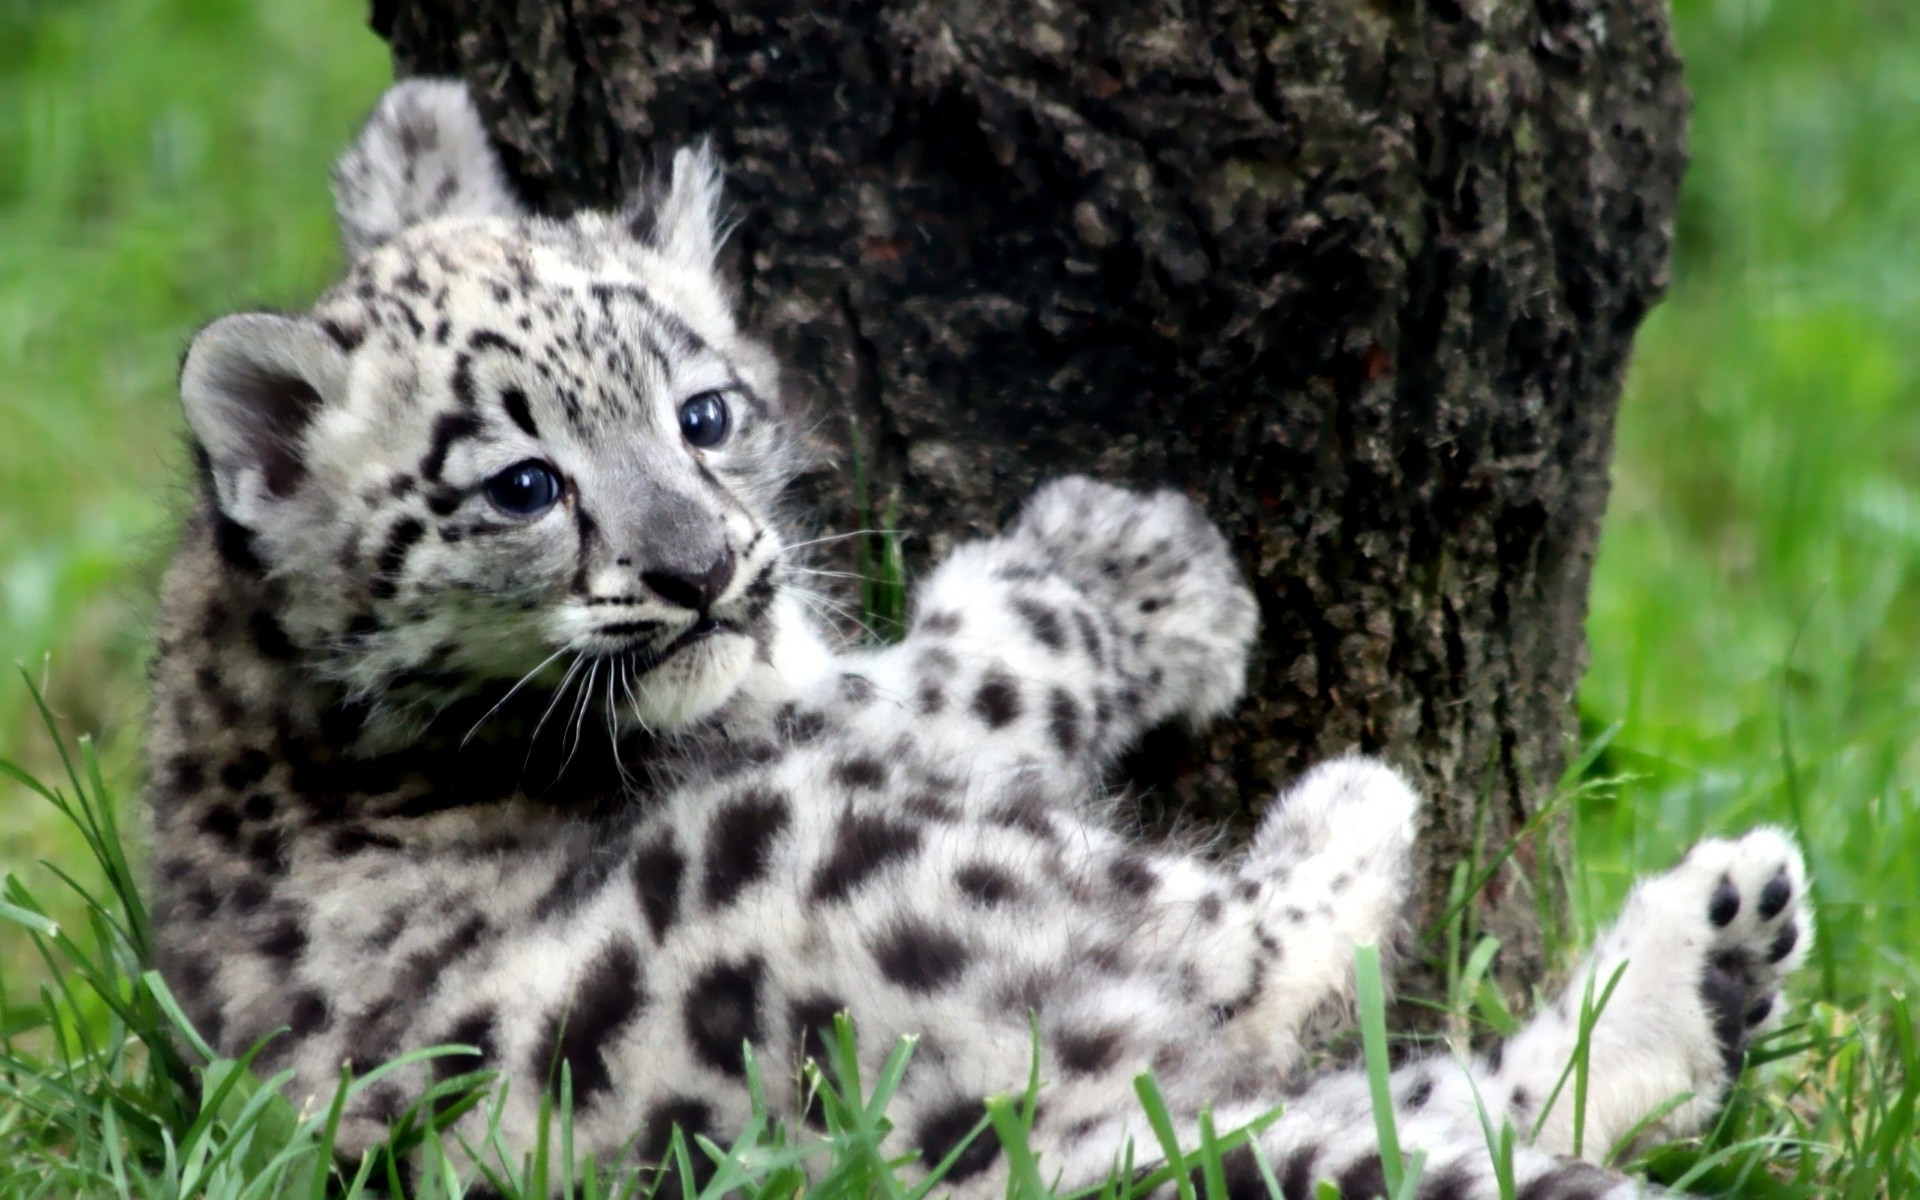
[371, 0, 1687, 1004]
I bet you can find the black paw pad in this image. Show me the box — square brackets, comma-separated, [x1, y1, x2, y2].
[1699, 949, 1756, 1079]
[1768, 919, 1799, 964]
[1758, 868, 1792, 920]
[1708, 875, 1739, 927]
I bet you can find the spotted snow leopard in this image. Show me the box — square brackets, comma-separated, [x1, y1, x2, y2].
[145, 79, 1811, 1199]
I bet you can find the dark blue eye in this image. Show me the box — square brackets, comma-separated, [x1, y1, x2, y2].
[483, 460, 563, 517]
[679, 391, 730, 448]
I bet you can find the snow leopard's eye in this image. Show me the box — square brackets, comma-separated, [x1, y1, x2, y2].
[483, 459, 564, 517]
[678, 391, 730, 449]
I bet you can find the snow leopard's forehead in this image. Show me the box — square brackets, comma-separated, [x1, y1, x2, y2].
[308, 216, 780, 448]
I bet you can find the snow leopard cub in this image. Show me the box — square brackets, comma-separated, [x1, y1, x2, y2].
[145, 80, 1812, 1199]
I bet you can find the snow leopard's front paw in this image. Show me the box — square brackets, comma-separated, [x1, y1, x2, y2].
[1007, 476, 1257, 727]
[1516, 826, 1812, 1159]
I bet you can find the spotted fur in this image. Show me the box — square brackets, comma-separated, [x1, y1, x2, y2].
[147, 80, 1811, 1198]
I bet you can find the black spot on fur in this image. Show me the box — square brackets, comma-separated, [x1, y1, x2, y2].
[831, 756, 888, 790]
[1047, 687, 1081, 754]
[811, 813, 923, 903]
[1516, 1161, 1619, 1200]
[918, 610, 961, 635]
[787, 993, 846, 1069]
[532, 846, 625, 921]
[287, 989, 332, 1036]
[640, 1096, 715, 1179]
[1011, 596, 1066, 650]
[229, 878, 268, 914]
[905, 791, 959, 821]
[241, 793, 276, 821]
[702, 789, 791, 909]
[1334, 1157, 1388, 1200]
[918, 1097, 997, 1183]
[249, 608, 297, 658]
[1107, 853, 1157, 897]
[330, 825, 401, 856]
[872, 920, 970, 992]
[1420, 1164, 1475, 1200]
[421, 410, 482, 480]
[258, 916, 307, 963]
[972, 674, 1021, 728]
[501, 387, 538, 437]
[684, 955, 764, 1077]
[633, 833, 686, 940]
[787, 992, 847, 1128]
[1277, 1146, 1317, 1200]
[432, 1007, 496, 1082]
[540, 941, 644, 1107]
[224, 744, 274, 791]
[955, 862, 1020, 907]
[245, 828, 286, 873]
[775, 704, 829, 744]
[372, 517, 425, 598]
[197, 802, 243, 847]
[987, 785, 1055, 840]
[1056, 1027, 1122, 1076]
[318, 317, 364, 351]
[211, 511, 265, 573]
[168, 755, 206, 794]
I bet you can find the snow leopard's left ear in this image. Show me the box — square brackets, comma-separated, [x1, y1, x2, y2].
[331, 79, 525, 263]
[631, 141, 729, 270]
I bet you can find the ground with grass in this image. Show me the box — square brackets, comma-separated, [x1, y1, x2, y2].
[1, 0, 1914, 1195]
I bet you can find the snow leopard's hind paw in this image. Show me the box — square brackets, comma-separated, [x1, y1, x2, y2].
[1503, 825, 1813, 1159]
[1668, 827, 1813, 1075]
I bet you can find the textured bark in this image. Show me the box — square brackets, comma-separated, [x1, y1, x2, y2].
[372, 0, 1687, 1002]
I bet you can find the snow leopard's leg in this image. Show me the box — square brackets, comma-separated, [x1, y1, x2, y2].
[1460, 826, 1813, 1161]
[1045, 755, 1420, 1078]
[1003, 831, 1809, 1200]
[823, 476, 1258, 813]
[1035, 1074, 1656, 1200]
[1221, 756, 1421, 1071]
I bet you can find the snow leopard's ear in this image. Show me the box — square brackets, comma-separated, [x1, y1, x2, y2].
[633, 141, 729, 270]
[331, 79, 525, 263]
[180, 313, 349, 531]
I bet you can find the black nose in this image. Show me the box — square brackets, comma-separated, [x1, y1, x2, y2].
[643, 548, 736, 612]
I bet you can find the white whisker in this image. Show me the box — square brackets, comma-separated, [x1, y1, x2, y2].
[781, 529, 901, 554]
[464, 645, 571, 747]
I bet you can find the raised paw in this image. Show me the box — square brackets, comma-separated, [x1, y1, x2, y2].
[1668, 827, 1812, 1075]
[1504, 825, 1813, 1160]
[1249, 755, 1421, 872]
[1006, 476, 1258, 725]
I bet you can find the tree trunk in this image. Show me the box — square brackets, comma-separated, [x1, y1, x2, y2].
[371, 0, 1687, 1004]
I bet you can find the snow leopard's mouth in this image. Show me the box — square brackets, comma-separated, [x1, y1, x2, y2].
[598, 615, 745, 677]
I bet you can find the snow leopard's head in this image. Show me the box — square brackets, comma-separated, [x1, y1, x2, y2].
[178, 80, 813, 739]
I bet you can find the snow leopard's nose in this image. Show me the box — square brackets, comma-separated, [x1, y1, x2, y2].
[642, 547, 735, 612]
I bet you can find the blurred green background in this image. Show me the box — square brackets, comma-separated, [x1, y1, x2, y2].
[0, 0, 1914, 1010]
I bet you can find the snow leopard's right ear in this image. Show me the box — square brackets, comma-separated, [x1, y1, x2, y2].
[331, 79, 525, 263]
[180, 313, 348, 532]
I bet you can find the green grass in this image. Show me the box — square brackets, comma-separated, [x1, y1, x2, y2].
[1, 0, 1916, 1194]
